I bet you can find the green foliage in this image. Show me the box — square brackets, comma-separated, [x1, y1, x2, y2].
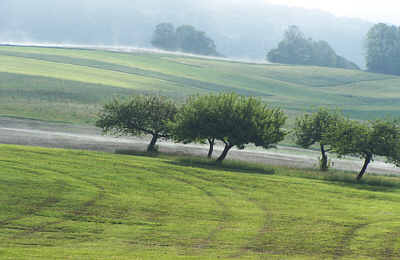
[295, 108, 343, 170]
[295, 108, 342, 148]
[96, 94, 177, 152]
[170, 94, 219, 157]
[176, 25, 219, 56]
[171, 93, 287, 162]
[327, 118, 400, 180]
[267, 25, 359, 70]
[151, 23, 220, 56]
[151, 23, 178, 51]
[366, 23, 400, 75]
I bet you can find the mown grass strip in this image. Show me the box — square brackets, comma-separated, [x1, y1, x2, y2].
[0, 50, 268, 96]
[2, 144, 400, 259]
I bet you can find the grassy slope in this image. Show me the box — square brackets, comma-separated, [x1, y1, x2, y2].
[1, 144, 400, 259]
[1, 45, 400, 124]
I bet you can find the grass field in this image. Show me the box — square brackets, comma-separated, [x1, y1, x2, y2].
[2, 144, 400, 259]
[1, 45, 400, 124]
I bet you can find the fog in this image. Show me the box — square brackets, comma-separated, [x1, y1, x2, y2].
[0, 0, 373, 67]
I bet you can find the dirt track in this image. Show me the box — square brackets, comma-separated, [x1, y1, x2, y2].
[1, 116, 400, 176]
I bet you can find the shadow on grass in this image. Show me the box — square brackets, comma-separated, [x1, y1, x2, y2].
[116, 149, 274, 175]
[281, 168, 400, 192]
[116, 149, 399, 191]
[168, 156, 275, 175]
[115, 149, 160, 157]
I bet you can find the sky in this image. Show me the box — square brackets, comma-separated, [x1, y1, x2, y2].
[265, 0, 400, 25]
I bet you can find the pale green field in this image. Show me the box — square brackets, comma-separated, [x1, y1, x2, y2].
[1, 144, 400, 259]
[1, 45, 400, 123]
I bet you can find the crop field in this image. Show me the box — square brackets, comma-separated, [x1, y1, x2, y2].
[1, 144, 400, 259]
[1, 45, 400, 124]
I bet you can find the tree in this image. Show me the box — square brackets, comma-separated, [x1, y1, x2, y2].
[327, 119, 400, 180]
[171, 93, 287, 162]
[176, 25, 219, 56]
[267, 25, 359, 70]
[96, 95, 177, 152]
[366, 23, 400, 75]
[151, 23, 220, 56]
[294, 108, 343, 171]
[169, 94, 219, 158]
[151, 23, 177, 51]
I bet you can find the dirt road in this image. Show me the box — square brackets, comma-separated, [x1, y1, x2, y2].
[1, 116, 399, 175]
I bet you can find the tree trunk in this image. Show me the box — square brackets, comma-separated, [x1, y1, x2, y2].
[357, 155, 372, 181]
[216, 143, 233, 163]
[147, 134, 158, 152]
[320, 144, 328, 171]
[207, 138, 215, 159]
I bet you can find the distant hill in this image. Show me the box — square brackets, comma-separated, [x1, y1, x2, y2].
[0, 0, 372, 67]
[0, 45, 399, 125]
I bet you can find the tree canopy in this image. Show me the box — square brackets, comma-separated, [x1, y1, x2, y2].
[96, 95, 177, 152]
[170, 94, 219, 158]
[170, 93, 287, 162]
[151, 23, 220, 56]
[366, 23, 400, 75]
[151, 23, 177, 51]
[326, 119, 400, 180]
[267, 25, 359, 70]
[294, 108, 343, 171]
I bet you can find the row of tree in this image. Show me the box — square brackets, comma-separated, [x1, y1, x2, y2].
[267, 25, 359, 70]
[366, 23, 400, 75]
[96, 93, 286, 162]
[151, 23, 220, 56]
[96, 94, 400, 180]
[295, 108, 400, 180]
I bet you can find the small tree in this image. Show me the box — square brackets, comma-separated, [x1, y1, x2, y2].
[170, 94, 219, 158]
[327, 119, 400, 180]
[96, 95, 177, 152]
[171, 93, 287, 162]
[294, 108, 343, 171]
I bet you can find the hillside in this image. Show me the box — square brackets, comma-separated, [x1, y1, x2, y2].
[1, 144, 400, 259]
[1, 45, 400, 124]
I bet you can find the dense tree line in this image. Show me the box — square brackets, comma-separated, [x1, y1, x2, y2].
[97, 94, 400, 180]
[366, 23, 400, 75]
[267, 26, 359, 70]
[151, 23, 220, 56]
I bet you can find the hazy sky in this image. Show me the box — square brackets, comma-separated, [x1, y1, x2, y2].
[265, 0, 400, 25]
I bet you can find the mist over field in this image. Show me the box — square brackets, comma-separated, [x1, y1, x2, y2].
[0, 0, 372, 66]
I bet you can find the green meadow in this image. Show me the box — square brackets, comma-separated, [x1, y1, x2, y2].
[1, 144, 400, 259]
[1, 45, 400, 124]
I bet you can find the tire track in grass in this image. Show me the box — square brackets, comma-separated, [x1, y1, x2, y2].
[100, 159, 270, 255]
[333, 218, 400, 259]
[35, 166, 107, 220]
[6, 164, 106, 241]
[0, 197, 61, 227]
[333, 223, 370, 259]
[94, 159, 232, 249]
[0, 164, 66, 228]
[166, 173, 232, 249]
[183, 170, 271, 257]
[381, 228, 400, 259]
